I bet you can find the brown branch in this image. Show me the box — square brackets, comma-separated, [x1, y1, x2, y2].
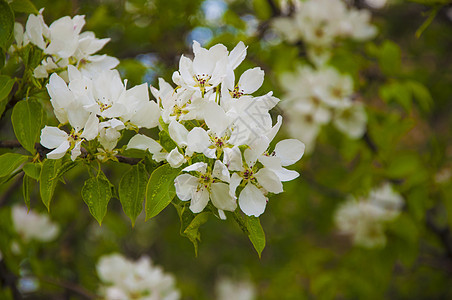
[0, 82, 20, 120]
[115, 155, 141, 165]
[362, 130, 378, 154]
[302, 172, 345, 199]
[266, 0, 280, 18]
[0, 260, 21, 300]
[40, 277, 98, 300]
[0, 140, 22, 148]
[426, 210, 452, 260]
[0, 172, 25, 208]
[0, 140, 143, 166]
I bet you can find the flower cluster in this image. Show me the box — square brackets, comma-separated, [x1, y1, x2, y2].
[273, 0, 377, 64]
[96, 253, 180, 300]
[11, 9, 118, 79]
[215, 277, 256, 300]
[334, 183, 404, 248]
[280, 66, 367, 153]
[127, 41, 305, 217]
[40, 65, 159, 161]
[12, 205, 59, 243]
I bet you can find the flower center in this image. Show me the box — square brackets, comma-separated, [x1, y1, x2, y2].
[194, 74, 212, 95]
[198, 173, 216, 190]
[242, 168, 254, 181]
[97, 97, 112, 112]
[230, 86, 244, 99]
[69, 130, 81, 142]
[171, 103, 189, 119]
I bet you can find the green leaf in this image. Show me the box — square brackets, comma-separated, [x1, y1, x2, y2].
[0, 75, 14, 100]
[183, 212, 209, 256]
[233, 210, 249, 235]
[252, 0, 271, 20]
[11, 99, 45, 154]
[23, 162, 41, 180]
[39, 159, 62, 211]
[0, 75, 15, 116]
[405, 80, 433, 113]
[145, 164, 181, 220]
[0, 50, 4, 69]
[22, 174, 32, 211]
[159, 130, 177, 152]
[379, 81, 412, 111]
[10, 0, 38, 14]
[415, 5, 439, 38]
[174, 202, 195, 234]
[0, 0, 14, 50]
[119, 163, 148, 226]
[0, 153, 28, 178]
[51, 160, 77, 181]
[378, 40, 401, 76]
[245, 215, 266, 258]
[81, 176, 112, 225]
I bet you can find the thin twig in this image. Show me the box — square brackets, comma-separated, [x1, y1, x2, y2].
[302, 172, 345, 199]
[362, 130, 378, 154]
[0, 260, 22, 300]
[0, 140, 22, 148]
[266, 0, 280, 17]
[426, 210, 452, 260]
[40, 277, 98, 299]
[0, 172, 24, 208]
[0, 140, 142, 166]
[0, 82, 19, 120]
[115, 155, 141, 165]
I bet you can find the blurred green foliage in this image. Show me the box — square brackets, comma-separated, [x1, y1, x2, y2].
[1, 0, 452, 299]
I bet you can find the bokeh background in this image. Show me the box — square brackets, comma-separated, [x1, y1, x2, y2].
[1, 0, 452, 299]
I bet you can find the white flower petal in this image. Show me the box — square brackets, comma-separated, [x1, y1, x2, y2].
[131, 100, 160, 128]
[255, 168, 283, 194]
[174, 174, 198, 201]
[179, 55, 196, 86]
[239, 183, 267, 217]
[187, 127, 211, 154]
[266, 115, 283, 142]
[168, 120, 189, 147]
[127, 134, 162, 154]
[218, 209, 227, 220]
[81, 113, 99, 141]
[238, 67, 264, 94]
[212, 160, 230, 183]
[190, 188, 210, 213]
[274, 139, 305, 166]
[211, 183, 237, 211]
[182, 162, 208, 173]
[204, 101, 231, 136]
[40, 126, 68, 149]
[271, 167, 300, 182]
[228, 41, 247, 70]
[46, 140, 70, 160]
[167, 148, 186, 168]
[245, 136, 270, 167]
[223, 147, 243, 171]
[71, 140, 83, 161]
[229, 172, 242, 197]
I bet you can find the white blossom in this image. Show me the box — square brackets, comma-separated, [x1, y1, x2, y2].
[280, 66, 366, 152]
[273, 0, 377, 48]
[215, 277, 256, 300]
[42, 65, 161, 160]
[12, 206, 59, 243]
[97, 253, 180, 300]
[174, 161, 237, 214]
[334, 183, 404, 248]
[13, 9, 118, 78]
